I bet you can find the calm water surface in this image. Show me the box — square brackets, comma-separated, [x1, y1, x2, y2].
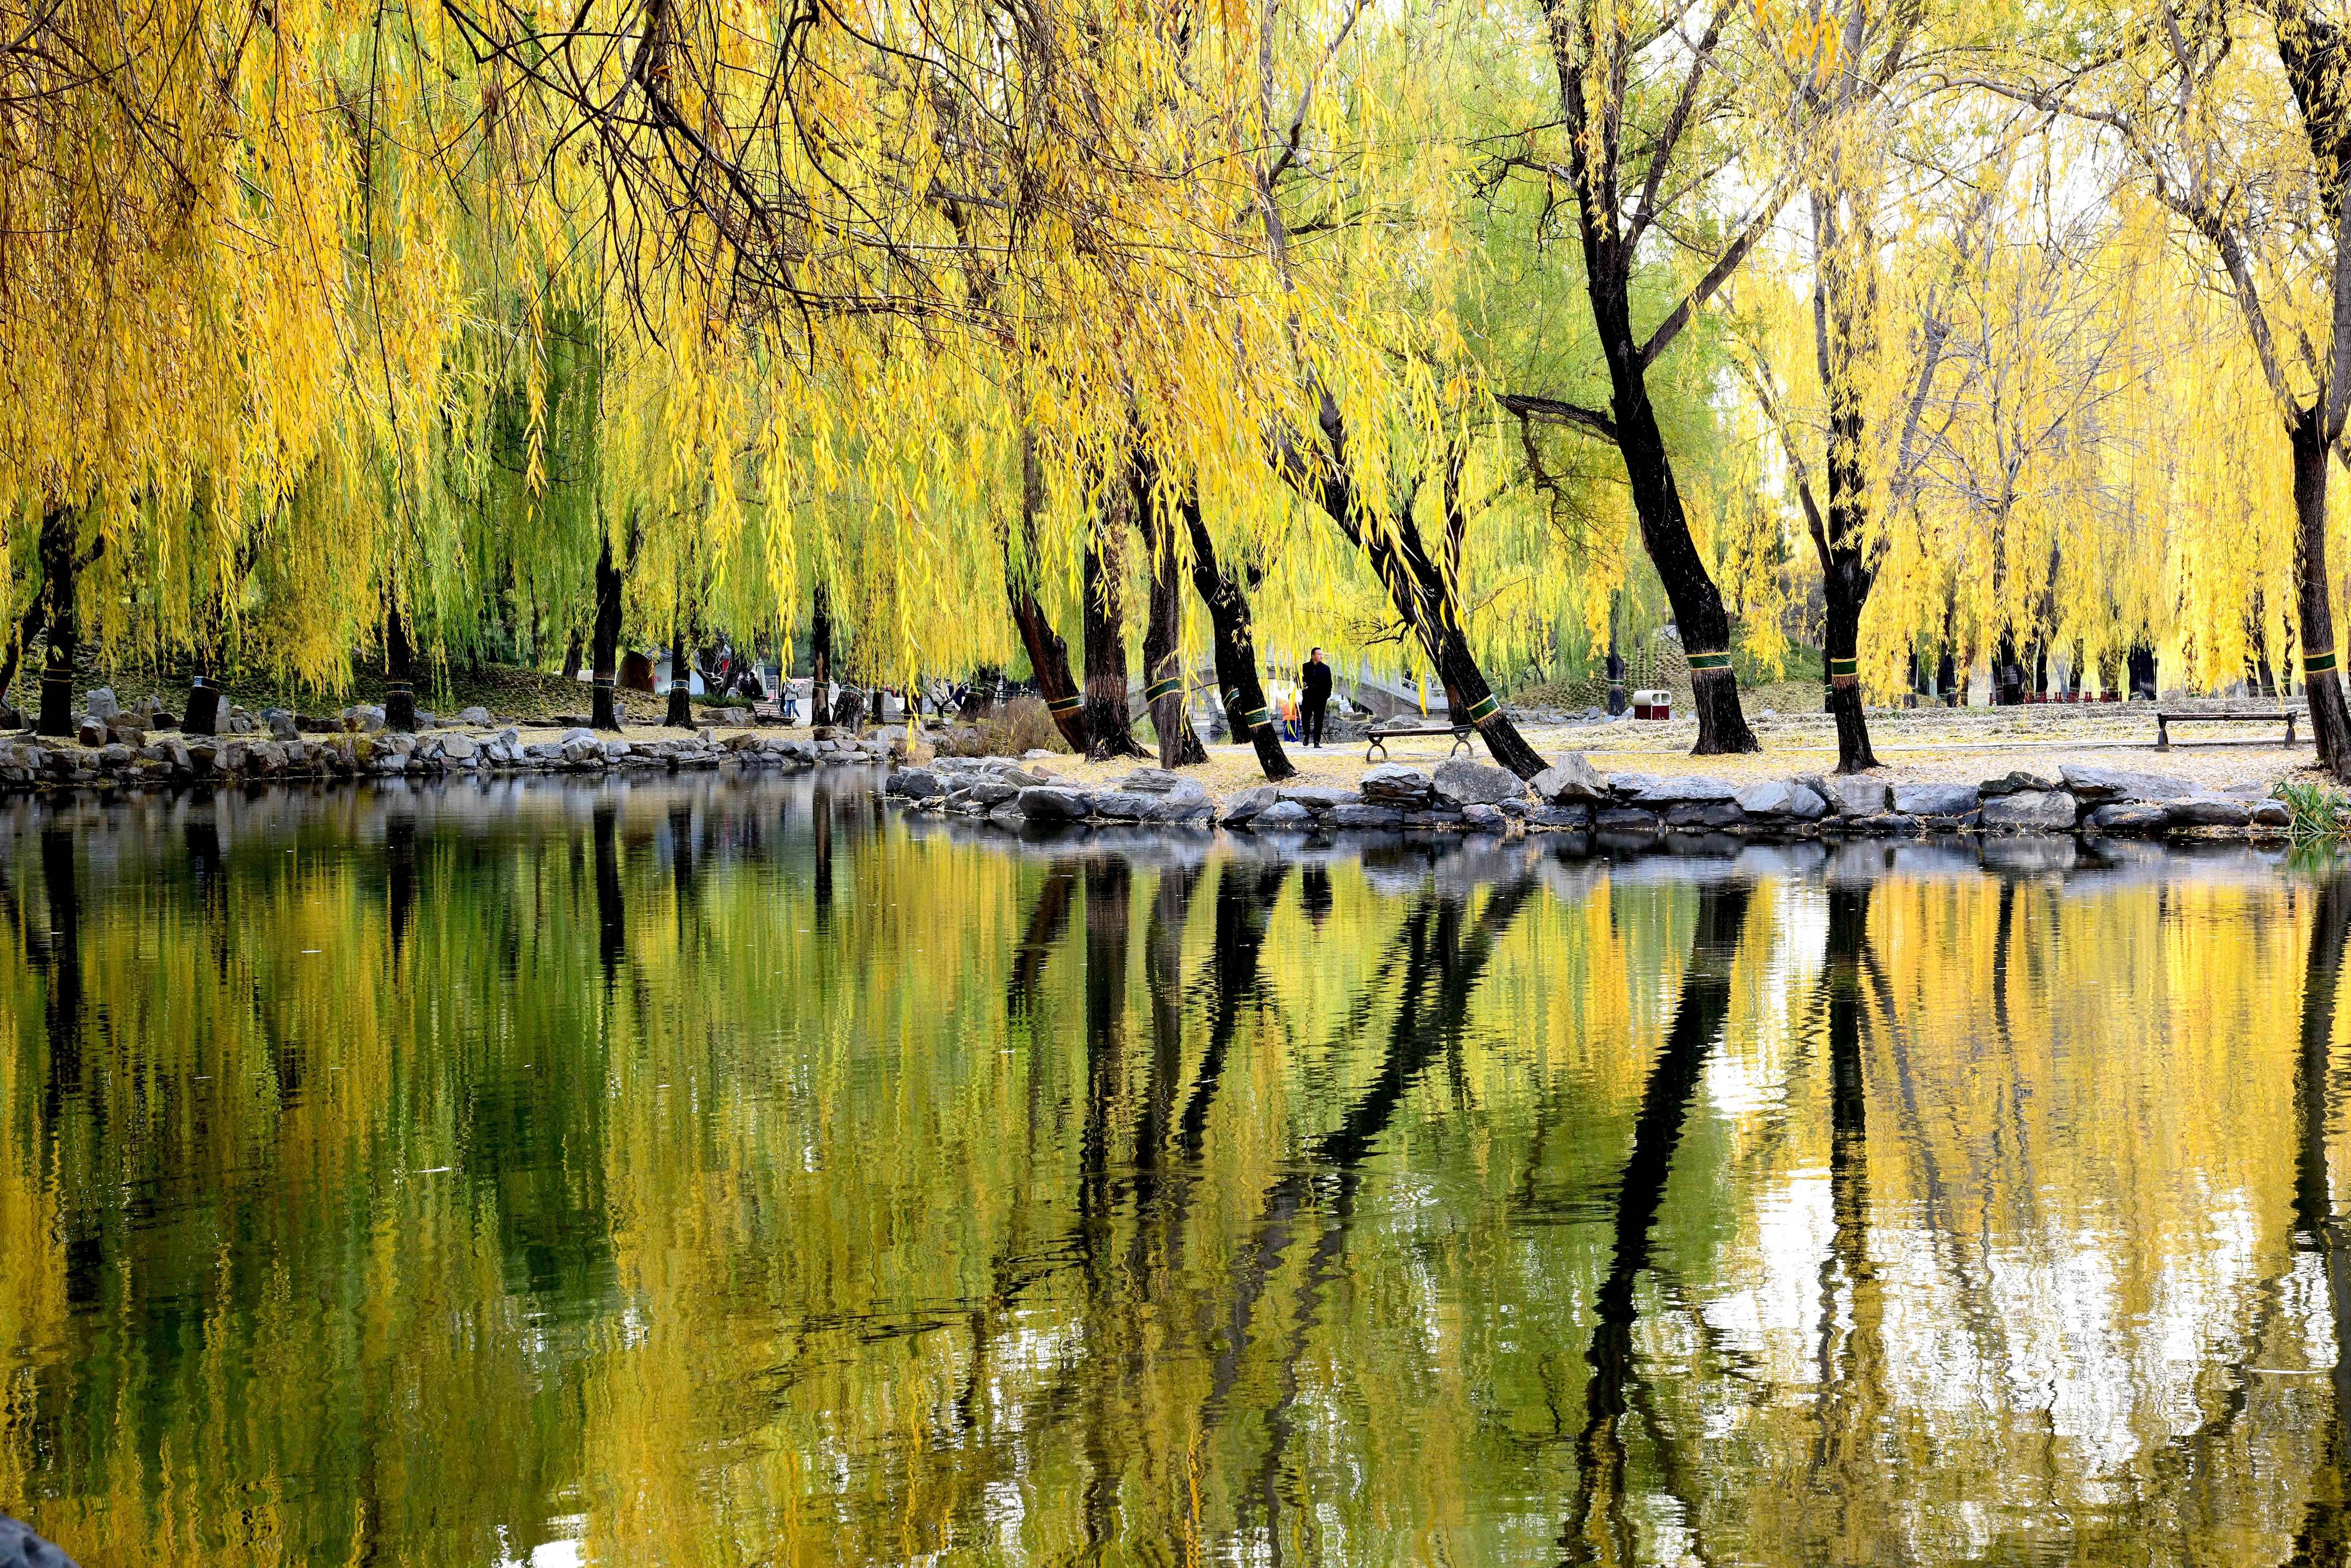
[1, 773, 2345, 1565]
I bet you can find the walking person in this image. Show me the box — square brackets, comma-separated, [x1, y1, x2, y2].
[1302, 647, 1332, 748]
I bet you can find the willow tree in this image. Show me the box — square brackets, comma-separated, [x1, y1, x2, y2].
[1996, 0, 2351, 770]
[1489, 0, 1804, 754]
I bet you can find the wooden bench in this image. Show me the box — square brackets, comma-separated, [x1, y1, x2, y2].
[2155, 707, 2304, 749]
[1365, 720, 1475, 763]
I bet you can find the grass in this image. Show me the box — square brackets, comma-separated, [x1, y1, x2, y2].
[2273, 779, 2350, 839]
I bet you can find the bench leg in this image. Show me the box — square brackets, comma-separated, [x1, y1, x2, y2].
[1366, 738, 1385, 763]
[2289, 715, 2300, 747]
[1452, 734, 1472, 759]
[2156, 718, 2168, 751]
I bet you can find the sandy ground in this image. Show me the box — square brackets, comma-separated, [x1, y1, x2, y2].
[921, 703, 2325, 805]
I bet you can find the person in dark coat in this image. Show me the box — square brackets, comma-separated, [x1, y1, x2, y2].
[1301, 647, 1332, 748]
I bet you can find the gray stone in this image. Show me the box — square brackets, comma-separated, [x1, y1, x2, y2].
[1894, 783, 1980, 818]
[84, 686, 120, 720]
[1116, 768, 1183, 794]
[987, 803, 1026, 827]
[965, 779, 1018, 806]
[1627, 774, 1741, 805]
[1018, 785, 1094, 821]
[601, 740, 633, 760]
[1666, 800, 1745, 829]
[1606, 772, 1665, 799]
[457, 706, 491, 726]
[1148, 796, 1216, 824]
[2060, 765, 2196, 803]
[2254, 798, 2291, 827]
[1021, 748, 1058, 762]
[1433, 757, 1526, 806]
[887, 767, 945, 798]
[1527, 805, 1593, 830]
[76, 717, 104, 747]
[1530, 753, 1606, 803]
[1461, 803, 1508, 831]
[1088, 791, 1159, 820]
[1330, 803, 1406, 830]
[1734, 780, 1826, 820]
[2166, 794, 2254, 828]
[1359, 763, 1434, 804]
[560, 728, 595, 745]
[439, 735, 478, 762]
[1222, 786, 1277, 824]
[1595, 806, 1661, 832]
[561, 738, 602, 764]
[2087, 802, 2171, 833]
[1821, 775, 1892, 816]
[1278, 783, 1357, 813]
[1980, 789, 2079, 831]
[1253, 799, 1314, 830]
[262, 708, 298, 741]
[1979, 769, 2060, 797]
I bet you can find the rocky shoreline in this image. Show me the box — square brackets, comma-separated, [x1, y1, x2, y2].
[886, 753, 2297, 840]
[0, 701, 897, 791]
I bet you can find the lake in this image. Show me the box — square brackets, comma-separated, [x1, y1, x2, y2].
[0, 772, 2342, 1565]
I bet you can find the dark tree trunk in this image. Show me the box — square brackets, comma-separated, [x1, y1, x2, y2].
[1589, 288, 1758, 755]
[561, 626, 584, 682]
[590, 530, 627, 732]
[0, 580, 45, 725]
[1135, 465, 1208, 769]
[1180, 495, 1294, 782]
[1082, 514, 1144, 760]
[1821, 537, 1879, 772]
[666, 618, 693, 728]
[383, 599, 417, 733]
[2292, 406, 2351, 774]
[1004, 435, 1088, 752]
[810, 582, 832, 727]
[36, 508, 76, 738]
[184, 623, 223, 737]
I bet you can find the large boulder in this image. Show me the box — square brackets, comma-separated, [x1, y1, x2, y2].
[1666, 800, 1745, 830]
[1433, 757, 1527, 806]
[262, 707, 298, 741]
[1116, 768, 1184, 793]
[1088, 791, 1160, 820]
[457, 705, 491, 726]
[1359, 763, 1435, 804]
[1253, 798, 1315, 830]
[439, 734, 478, 763]
[83, 687, 121, 721]
[1627, 774, 1741, 805]
[1893, 783, 1980, 818]
[1330, 803, 1406, 830]
[1, 1512, 78, 1567]
[1017, 785, 1093, 821]
[1734, 780, 1828, 821]
[1461, 802, 1510, 831]
[2166, 794, 2253, 828]
[1813, 775, 1892, 816]
[886, 766, 946, 799]
[1980, 789, 2079, 831]
[1530, 753, 1607, 803]
[1222, 786, 1277, 825]
[2086, 802, 2170, 834]
[2060, 765, 2195, 804]
[1277, 783, 1356, 813]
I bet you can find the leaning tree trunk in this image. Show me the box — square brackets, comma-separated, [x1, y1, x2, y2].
[2292, 406, 2351, 775]
[383, 599, 418, 732]
[590, 531, 626, 732]
[665, 618, 693, 728]
[0, 581, 45, 726]
[1592, 289, 1759, 755]
[1082, 515, 1145, 761]
[35, 508, 76, 738]
[1138, 481, 1208, 769]
[1180, 497, 1294, 782]
[561, 626, 584, 682]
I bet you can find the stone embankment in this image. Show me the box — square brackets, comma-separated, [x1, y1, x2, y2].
[887, 754, 2295, 839]
[0, 691, 894, 791]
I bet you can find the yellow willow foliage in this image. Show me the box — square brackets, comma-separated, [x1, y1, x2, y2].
[0, 0, 355, 651]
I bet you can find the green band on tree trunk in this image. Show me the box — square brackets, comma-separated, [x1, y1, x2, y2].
[1144, 678, 1182, 702]
[1465, 692, 1499, 724]
[1687, 651, 1733, 672]
[1047, 694, 1083, 713]
[592, 675, 615, 688]
[1241, 707, 1270, 730]
[1827, 657, 1859, 676]
[2308, 649, 2338, 676]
